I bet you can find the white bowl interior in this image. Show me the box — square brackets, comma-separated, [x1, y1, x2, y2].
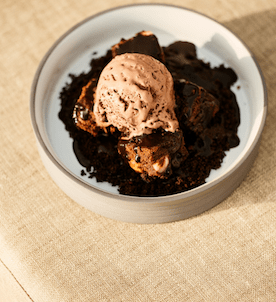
[33, 4, 266, 199]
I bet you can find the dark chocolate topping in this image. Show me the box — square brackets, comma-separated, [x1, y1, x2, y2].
[117, 129, 183, 158]
[73, 103, 89, 122]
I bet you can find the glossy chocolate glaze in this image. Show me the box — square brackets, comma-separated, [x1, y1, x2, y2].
[118, 130, 183, 153]
[73, 103, 89, 123]
[117, 129, 185, 168]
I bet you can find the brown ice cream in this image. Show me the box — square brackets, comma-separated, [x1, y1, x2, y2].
[93, 53, 179, 139]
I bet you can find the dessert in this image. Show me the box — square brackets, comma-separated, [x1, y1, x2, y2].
[59, 31, 240, 196]
[74, 51, 189, 179]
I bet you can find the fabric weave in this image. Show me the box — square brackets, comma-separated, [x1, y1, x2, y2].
[1, 0, 276, 301]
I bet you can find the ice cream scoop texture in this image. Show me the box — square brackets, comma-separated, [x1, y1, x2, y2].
[93, 53, 179, 138]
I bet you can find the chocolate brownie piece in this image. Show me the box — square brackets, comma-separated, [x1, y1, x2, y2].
[111, 31, 165, 63]
[72, 79, 99, 136]
[118, 130, 188, 180]
[73, 78, 117, 137]
[175, 80, 219, 134]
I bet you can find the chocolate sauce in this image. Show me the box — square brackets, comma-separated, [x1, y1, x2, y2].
[73, 103, 89, 123]
[58, 40, 240, 196]
[117, 129, 184, 165]
[119, 130, 182, 150]
[73, 139, 91, 167]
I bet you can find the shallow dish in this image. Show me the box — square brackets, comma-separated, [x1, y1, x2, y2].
[30, 4, 267, 223]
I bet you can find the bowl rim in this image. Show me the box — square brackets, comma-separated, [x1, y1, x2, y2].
[30, 3, 268, 203]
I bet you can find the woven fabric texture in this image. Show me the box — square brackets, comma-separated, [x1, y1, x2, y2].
[1, 0, 276, 301]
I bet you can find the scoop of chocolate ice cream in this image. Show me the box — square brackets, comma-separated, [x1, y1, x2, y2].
[93, 53, 179, 139]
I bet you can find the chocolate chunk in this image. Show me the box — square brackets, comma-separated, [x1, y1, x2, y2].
[112, 31, 165, 63]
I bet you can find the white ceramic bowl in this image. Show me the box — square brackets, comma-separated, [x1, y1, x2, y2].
[30, 4, 267, 223]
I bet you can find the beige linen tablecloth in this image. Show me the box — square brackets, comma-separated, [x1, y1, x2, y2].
[1, 0, 276, 301]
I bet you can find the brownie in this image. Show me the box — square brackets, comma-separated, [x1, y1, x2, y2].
[175, 80, 219, 135]
[72, 79, 117, 137]
[111, 31, 165, 63]
[118, 129, 188, 181]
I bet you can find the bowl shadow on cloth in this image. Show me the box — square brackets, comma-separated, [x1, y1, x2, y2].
[202, 9, 276, 216]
